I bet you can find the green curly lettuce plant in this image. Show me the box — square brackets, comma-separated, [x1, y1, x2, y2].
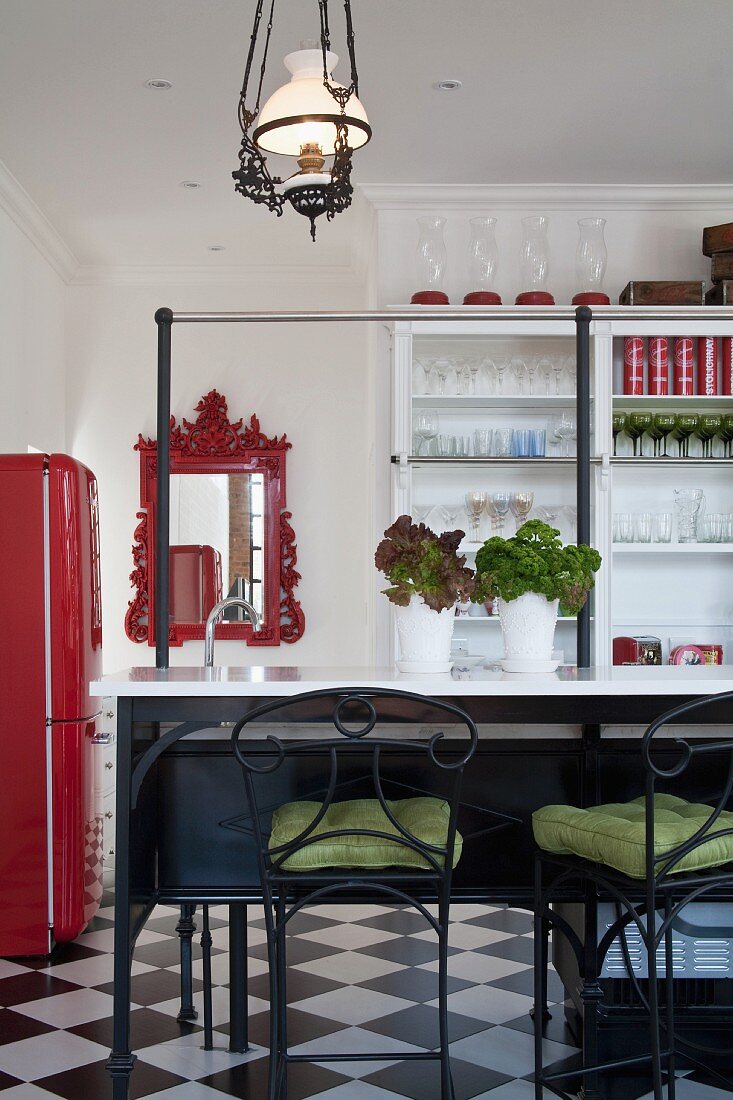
[375, 514, 475, 612]
[473, 519, 601, 615]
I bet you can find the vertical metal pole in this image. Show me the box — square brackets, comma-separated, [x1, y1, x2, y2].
[154, 308, 173, 669]
[575, 305, 592, 668]
[229, 902, 249, 1052]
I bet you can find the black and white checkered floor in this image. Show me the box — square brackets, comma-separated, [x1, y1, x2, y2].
[1, 895, 731, 1099]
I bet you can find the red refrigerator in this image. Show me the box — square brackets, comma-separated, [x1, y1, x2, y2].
[0, 453, 104, 955]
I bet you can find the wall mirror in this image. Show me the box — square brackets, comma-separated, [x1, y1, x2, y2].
[125, 389, 305, 647]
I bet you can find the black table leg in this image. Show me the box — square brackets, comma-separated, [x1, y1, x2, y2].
[176, 904, 198, 1021]
[229, 902, 249, 1053]
[106, 698, 136, 1099]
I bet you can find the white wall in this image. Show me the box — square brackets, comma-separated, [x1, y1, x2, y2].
[0, 203, 66, 453]
[65, 276, 373, 672]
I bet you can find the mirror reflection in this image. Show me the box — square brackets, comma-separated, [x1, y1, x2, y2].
[169, 472, 265, 625]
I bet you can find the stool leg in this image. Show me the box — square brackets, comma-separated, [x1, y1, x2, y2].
[276, 895, 288, 1100]
[579, 881, 604, 1100]
[228, 904, 249, 1054]
[201, 906, 213, 1051]
[176, 904, 198, 1022]
[533, 856, 545, 1100]
[265, 896, 279, 1100]
[437, 895, 454, 1100]
[664, 895, 676, 1099]
[647, 898, 664, 1100]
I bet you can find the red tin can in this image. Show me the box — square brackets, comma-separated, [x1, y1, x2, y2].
[623, 336, 644, 395]
[673, 337, 694, 396]
[648, 337, 669, 395]
[696, 337, 718, 396]
[723, 338, 733, 396]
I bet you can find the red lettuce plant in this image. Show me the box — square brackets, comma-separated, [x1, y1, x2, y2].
[375, 514, 475, 612]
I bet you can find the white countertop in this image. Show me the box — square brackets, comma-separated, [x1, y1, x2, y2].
[91, 664, 733, 698]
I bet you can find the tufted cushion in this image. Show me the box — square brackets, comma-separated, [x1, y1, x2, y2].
[269, 796, 462, 872]
[533, 793, 733, 879]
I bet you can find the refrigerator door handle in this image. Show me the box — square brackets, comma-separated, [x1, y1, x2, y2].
[90, 733, 112, 745]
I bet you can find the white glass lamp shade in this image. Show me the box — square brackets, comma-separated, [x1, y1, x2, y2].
[254, 48, 370, 156]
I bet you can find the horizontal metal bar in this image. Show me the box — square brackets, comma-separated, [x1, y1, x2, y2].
[394, 455, 600, 466]
[285, 1052, 442, 1063]
[169, 306, 733, 324]
[612, 457, 733, 466]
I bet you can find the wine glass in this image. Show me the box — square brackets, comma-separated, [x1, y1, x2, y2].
[563, 505, 577, 541]
[551, 354, 566, 394]
[611, 412, 627, 456]
[464, 492, 487, 541]
[466, 356, 481, 396]
[626, 412, 652, 457]
[434, 358, 452, 395]
[563, 354, 577, 393]
[443, 503, 464, 531]
[538, 504, 562, 530]
[696, 414, 722, 459]
[555, 412, 576, 457]
[510, 357, 527, 395]
[525, 355, 540, 396]
[718, 414, 733, 458]
[493, 355, 510, 394]
[412, 357, 429, 395]
[651, 412, 676, 457]
[537, 356, 554, 396]
[413, 410, 438, 455]
[510, 491, 535, 528]
[488, 491, 512, 536]
[672, 413, 699, 458]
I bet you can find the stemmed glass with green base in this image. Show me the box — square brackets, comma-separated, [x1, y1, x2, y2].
[672, 413, 699, 458]
[718, 414, 733, 458]
[650, 413, 676, 457]
[696, 414, 722, 458]
[625, 412, 652, 456]
[612, 412, 627, 456]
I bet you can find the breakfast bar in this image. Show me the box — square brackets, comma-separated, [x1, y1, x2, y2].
[93, 663, 733, 1098]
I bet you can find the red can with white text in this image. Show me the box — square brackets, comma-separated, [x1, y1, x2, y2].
[648, 337, 669, 395]
[673, 337, 694, 396]
[623, 336, 644, 395]
[696, 337, 718, 396]
[723, 338, 733, 395]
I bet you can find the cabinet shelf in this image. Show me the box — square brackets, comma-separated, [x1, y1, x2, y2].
[456, 615, 579, 624]
[412, 394, 577, 411]
[611, 457, 733, 467]
[396, 456, 580, 468]
[613, 543, 733, 554]
[612, 395, 733, 411]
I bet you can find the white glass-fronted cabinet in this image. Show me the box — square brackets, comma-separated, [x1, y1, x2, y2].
[390, 310, 733, 669]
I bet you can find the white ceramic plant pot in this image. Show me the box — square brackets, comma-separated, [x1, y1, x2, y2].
[498, 591, 560, 673]
[395, 594, 455, 673]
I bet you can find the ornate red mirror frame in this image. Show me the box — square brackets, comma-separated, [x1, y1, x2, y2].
[125, 389, 305, 647]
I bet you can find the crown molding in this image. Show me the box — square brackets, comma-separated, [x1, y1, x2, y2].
[0, 158, 79, 282]
[69, 260, 366, 287]
[359, 183, 733, 212]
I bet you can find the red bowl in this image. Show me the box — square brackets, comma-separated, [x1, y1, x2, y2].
[515, 291, 555, 305]
[410, 290, 450, 305]
[463, 291, 502, 305]
[572, 292, 611, 305]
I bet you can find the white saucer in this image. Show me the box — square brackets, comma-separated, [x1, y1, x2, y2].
[451, 654, 486, 668]
[500, 657, 561, 674]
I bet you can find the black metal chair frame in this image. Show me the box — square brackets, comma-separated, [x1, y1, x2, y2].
[228, 686, 480, 1100]
[533, 689, 733, 1100]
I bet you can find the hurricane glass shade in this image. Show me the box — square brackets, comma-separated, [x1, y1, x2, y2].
[254, 49, 371, 157]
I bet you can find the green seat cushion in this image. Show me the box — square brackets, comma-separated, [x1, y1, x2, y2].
[269, 796, 462, 872]
[533, 793, 733, 879]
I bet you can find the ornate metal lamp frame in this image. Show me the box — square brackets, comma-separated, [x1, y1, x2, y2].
[125, 389, 305, 648]
[232, 0, 371, 240]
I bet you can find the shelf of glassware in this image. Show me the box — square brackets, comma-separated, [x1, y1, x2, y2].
[611, 395, 733, 411]
[612, 543, 733, 554]
[412, 395, 580, 411]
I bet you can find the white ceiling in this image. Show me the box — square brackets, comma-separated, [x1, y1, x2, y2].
[1, 0, 732, 268]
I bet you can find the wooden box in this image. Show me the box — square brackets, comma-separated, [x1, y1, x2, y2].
[705, 280, 733, 305]
[703, 222, 733, 257]
[711, 253, 733, 283]
[618, 281, 705, 306]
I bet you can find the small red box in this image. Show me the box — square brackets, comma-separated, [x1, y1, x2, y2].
[613, 636, 662, 665]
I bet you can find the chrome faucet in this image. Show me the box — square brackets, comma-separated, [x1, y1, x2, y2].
[204, 597, 261, 667]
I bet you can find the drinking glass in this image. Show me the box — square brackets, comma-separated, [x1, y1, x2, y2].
[718, 414, 733, 458]
[434, 358, 452, 395]
[537, 356, 553, 395]
[696, 414, 722, 459]
[510, 491, 534, 525]
[674, 488, 704, 543]
[525, 356, 540, 395]
[539, 504, 562, 530]
[555, 412, 576, 457]
[510, 357, 527, 395]
[563, 505, 578, 541]
[473, 428, 493, 456]
[464, 492, 487, 541]
[489, 491, 512, 535]
[697, 514, 722, 543]
[723, 514, 733, 542]
[493, 429, 512, 457]
[493, 356, 510, 394]
[651, 413, 676, 457]
[511, 429, 530, 457]
[614, 512, 633, 543]
[612, 412, 627, 456]
[551, 354, 566, 394]
[626, 412, 652, 457]
[672, 414, 699, 458]
[453, 436, 470, 457]
[652, 513, 672, 543]
[634, 512, 652, 543]
[465, 357, 481, 396]
[413, 410, 438, 455]
[529, 428, 546, 457]
[412, 357, 429, 394]
[443, 503, 464, 530]
[436, 434, 453, 457]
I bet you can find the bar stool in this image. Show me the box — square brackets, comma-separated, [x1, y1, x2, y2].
[531, 689, 733, 1099]
[229, 686, 479, 1100]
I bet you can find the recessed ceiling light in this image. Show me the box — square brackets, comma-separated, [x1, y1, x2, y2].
[179, 181, 202, 189]
[435, 79, 462, 91]
[145, 78, 173, 90]
[207, 245, 226, 251]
